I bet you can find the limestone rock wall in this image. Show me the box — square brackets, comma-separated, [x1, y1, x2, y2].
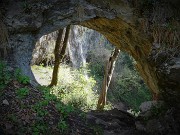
[31, 31, 58, 66]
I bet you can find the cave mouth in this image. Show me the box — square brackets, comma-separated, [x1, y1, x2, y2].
[31, 25, 152, 112]
[1, 1, 179, 134]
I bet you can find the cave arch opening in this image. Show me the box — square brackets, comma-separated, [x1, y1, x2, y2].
[31, 24, 152, 111]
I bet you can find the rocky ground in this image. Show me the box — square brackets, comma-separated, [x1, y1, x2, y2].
[0, 79, 180, 135]
[87, 109, 147, 135]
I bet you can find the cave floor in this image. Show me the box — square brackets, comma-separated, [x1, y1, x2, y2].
[0, 77, 146, 135]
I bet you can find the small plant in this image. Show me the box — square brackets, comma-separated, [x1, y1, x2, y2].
[14, 69, 30, 84]
[32, 101, 49, 117]
[32, 122, 48, 135]
[43, 90, 57, 102]
[55, 102, 74, 119]
[57, 120, 68, 133]
[16, 87, 29, 99]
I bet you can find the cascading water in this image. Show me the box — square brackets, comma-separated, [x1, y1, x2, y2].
[68, 25, 92, 69]
[68, 25, 111, 78]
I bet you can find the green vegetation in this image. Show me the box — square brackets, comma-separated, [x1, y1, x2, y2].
[16, 87, 29, 99]
[32, 49, 152, 113]
[109, 71, 151, 111]
[30, 86, 78, 134]
[32, 49, 152, 112]
[57, 120, 68, 133]
[88, 49, 152, 111]
[32, 100, 49, 117]
[0, 61, 30, 87]
[31, 122, 48, 135]
[31, 64, 112, 134]
[30, 86, 74, 134]
[32, 64, 108, 111]
[0, 61, 76, 134]
[110, 52, 152, 111]
[56, 66, 98, 111]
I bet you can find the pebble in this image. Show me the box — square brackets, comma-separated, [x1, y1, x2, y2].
[3, 99, 9, 105]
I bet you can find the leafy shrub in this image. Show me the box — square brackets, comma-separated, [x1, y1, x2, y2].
[52, 64, 98, 111]
[32, 64, 99, 111]
[31, 122, 48, 135]
[89, 63, 104, 80]
[57, 120, 68, 133]
[16, 87, 29, 99]
[32, 100, 49, 117]
[55, 102, 74, 118]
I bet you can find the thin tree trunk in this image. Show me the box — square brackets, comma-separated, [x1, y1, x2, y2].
[49, 29, 64, 87]
[97, 47, 120, 110]
[60, 25, 71, 61]
[49, 25, 71, 87]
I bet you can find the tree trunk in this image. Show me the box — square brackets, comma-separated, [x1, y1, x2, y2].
[97, 48, 120, 110]
[60, 25, 71, 61]
[49, 25, 71, 87]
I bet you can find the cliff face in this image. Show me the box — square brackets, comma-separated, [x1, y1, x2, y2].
[0, 0, 179, 106]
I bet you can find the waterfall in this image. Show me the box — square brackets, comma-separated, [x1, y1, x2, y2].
[68, 25, 92, 69]
[68, 25, 111, 68]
